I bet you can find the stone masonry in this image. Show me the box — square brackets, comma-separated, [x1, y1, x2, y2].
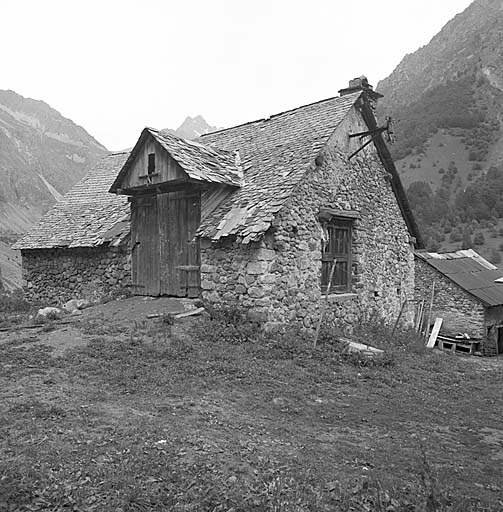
[414, 257, 485, 338]
[21, 246, 130, 305]
[415, 256, 503, 355]
[200, 108, 415, 332]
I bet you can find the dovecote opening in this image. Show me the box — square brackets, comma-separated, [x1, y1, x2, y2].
[148, 153, 156, 175]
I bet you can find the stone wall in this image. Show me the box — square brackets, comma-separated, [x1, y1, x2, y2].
[414, 256, 489, 348]
[21, 246, 131, 305]
[200, 106, 415, 332]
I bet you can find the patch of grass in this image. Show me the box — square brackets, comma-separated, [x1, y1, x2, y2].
[0, 290, 36, 328]
[2, 311, 503, 510]
[0, 289, 31, 314]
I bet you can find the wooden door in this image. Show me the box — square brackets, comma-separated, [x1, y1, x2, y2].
[158, 191, 201, 297]
[130, 195, 160, 296]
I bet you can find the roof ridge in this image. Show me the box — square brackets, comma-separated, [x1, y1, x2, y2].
[200, 92, 362, 139]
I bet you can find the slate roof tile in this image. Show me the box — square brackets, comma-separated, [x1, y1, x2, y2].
[196, 92, 361, 241]
[149, 128, 243, 187]
[14, 152, 130, 250]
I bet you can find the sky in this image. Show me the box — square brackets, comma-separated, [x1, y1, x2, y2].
[1, 0, 474, 151]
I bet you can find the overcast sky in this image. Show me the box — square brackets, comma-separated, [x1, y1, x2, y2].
[1, 0, 473, 151]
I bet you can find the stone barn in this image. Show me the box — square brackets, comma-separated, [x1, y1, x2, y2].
[415, 250, 503, 355]
[107, 77, 423, 330]
[14, 151, 131, 304]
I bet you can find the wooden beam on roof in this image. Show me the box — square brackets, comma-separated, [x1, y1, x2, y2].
[356, 97, 424, 249]
[119, 178, 206, 196]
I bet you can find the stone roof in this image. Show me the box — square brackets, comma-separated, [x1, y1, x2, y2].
[109, 128, 243, 192]
[196, 92, 362, 243]
[16, 88, 422, 251]
[416, 250, 503, 307]
[14, 152, 130, 250]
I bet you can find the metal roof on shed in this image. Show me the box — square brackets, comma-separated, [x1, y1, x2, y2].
[416, 250, 503, 307]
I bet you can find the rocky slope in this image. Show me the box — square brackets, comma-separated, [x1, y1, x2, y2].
[0, 90, 108, 237]
[377, 0, 503, 182]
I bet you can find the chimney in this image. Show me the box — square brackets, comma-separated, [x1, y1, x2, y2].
[339, 76, 383, 110]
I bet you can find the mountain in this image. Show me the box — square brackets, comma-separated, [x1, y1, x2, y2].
[376, 0, 503, 260]
[170, 115, 222, 140]
[0, 90, 108, 238]
[0, 90, 108, 289]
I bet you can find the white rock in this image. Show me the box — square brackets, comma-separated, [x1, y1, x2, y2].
[63, 299, 91, 313]
[36, 307, 62, 320]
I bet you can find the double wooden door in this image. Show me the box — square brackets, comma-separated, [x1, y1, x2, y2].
[131, 191, 201, 297]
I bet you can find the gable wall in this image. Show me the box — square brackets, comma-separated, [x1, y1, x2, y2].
[200, 106, 415, 332]
[121, 135, 185, 189]
[263, 106, 414, 330]
[21, 246, 131, 305]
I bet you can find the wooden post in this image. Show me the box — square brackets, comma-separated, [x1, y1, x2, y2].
[415, 299, 425, 332]
[392, 298, 408, 336]
[424, 281, 436, 340]
[313, 260, 337, 348]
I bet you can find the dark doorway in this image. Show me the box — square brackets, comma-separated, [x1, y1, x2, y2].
[497, 327, 503, 355]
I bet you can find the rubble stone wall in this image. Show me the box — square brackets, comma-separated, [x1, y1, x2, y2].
[21, 246, 130, 305]
[414, 257, 491, 351]
[200, 106, 415, 332]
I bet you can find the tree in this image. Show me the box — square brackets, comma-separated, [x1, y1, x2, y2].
[461, 230, 472, 250]
[449, 228, 462, 243]
[473, 232, 485, 245]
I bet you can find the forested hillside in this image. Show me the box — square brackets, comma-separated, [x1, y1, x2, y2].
[376, 0, 503, 261]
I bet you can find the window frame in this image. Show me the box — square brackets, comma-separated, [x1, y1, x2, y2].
[321, 216, 353, 294]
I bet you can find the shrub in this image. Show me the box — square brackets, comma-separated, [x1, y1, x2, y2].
[193, 305, 263, 345]
[0, 290, 31, 313]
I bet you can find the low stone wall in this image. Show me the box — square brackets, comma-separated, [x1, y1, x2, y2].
[21, 246, 131, 305]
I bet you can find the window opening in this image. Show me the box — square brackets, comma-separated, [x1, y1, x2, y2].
[321, 218, 352, 293]
[148, 153, 156, 174]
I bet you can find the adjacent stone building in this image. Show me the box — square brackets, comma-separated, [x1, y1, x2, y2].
[17, 77, 424, 333]
[415, 250, 503, 355]
[13, 152, 131, 303]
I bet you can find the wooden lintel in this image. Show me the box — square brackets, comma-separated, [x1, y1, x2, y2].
[319, 208, 360, 220]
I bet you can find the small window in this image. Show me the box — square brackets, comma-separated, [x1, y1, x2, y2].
[148, 153, 156, 174]
[321, 218, 352, 293]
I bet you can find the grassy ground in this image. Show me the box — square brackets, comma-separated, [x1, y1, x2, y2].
[1, 305, 503, 511]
